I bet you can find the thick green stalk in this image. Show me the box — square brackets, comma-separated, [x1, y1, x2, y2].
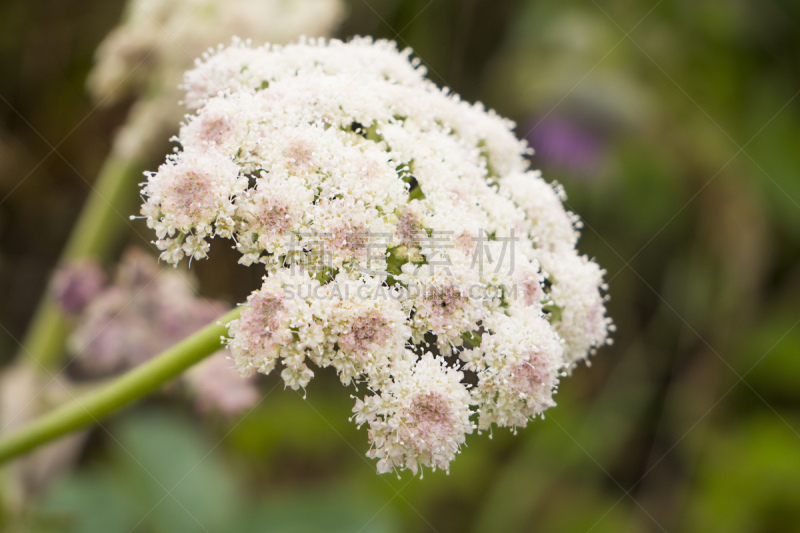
[63, 154, 143, 261]
[0, 307, 240, 464]
[20, 153, 143, 369]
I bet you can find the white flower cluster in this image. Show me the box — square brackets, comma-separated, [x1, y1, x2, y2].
[140, 38, 612, 475]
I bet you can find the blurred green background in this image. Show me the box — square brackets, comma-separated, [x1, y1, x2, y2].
[1, 0, 800, 531]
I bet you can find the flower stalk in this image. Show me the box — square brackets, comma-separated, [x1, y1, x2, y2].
[19, 153, 144, 369]
[0, 307, 240, 464]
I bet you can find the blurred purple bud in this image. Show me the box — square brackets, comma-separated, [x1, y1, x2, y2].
[69, 247, 237, 395]
[67, 247, 259, 416]
[526, 114, 606, 177]
[70, 286, 156, 374]
[50, 260, 106, 314]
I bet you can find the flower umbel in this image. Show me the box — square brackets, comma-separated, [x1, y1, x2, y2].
[140, 37, 613, 475]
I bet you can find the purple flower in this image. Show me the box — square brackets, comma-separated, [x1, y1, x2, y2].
[68, 247, 258, 415]
[50, 260, 107, 314]
[525, 114, 606, 177]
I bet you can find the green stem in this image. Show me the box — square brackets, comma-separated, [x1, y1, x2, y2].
[0, 307, 240, 464]
[64, 154, 144, 261]
[20, 153, 143, 369]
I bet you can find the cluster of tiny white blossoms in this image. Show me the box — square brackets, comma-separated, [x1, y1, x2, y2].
[139, 37, 612, 475]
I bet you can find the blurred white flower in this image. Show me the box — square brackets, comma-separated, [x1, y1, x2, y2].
[87, 0, 345, 160]
[0, 364, 86, 511]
